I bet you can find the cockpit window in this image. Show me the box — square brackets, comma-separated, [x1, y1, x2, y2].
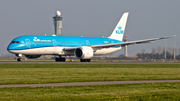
[16, 41, 20, 43]
[11, 41, 20, 44]
[11, 41, 15, 43]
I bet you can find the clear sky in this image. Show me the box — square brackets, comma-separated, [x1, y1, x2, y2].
[0, 0, 180, 56]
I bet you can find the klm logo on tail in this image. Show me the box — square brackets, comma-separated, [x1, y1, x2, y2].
[116, 26, 124, 34]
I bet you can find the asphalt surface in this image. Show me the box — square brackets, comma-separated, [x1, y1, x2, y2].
[1, 80, 180, 88]
[0, 61, 180, 64]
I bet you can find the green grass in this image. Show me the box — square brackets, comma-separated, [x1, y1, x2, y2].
[0, 64, 180, 84]
[0, 57, 179, 62]
[0, 82, 180, 101]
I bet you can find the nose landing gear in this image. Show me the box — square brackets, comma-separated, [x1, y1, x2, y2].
[16, 54, 22, 62]
[17, 58, 22, 62]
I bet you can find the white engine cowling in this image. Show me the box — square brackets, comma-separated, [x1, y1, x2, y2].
[74, 47, 93, 59]
[25, 55, 41, 59]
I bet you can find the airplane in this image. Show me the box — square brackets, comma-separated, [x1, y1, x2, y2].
[7, 12, 176, 62]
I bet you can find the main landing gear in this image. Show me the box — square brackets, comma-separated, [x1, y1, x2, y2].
[55, 56, 66, 62]
[80, 59, 91, 62]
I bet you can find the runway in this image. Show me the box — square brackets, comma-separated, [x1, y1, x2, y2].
[1, 80, 180, 88]
[0, 61, 179, 64]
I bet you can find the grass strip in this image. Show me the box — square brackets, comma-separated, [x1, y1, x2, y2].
[0, 64, 180, 84]
[0, 82, 180, 101]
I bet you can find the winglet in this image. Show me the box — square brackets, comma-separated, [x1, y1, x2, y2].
[159, 35, 176, 39]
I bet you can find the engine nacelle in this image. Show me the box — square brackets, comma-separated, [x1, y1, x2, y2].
[25, 55, 41, 59]
[74, 47, 93, 59]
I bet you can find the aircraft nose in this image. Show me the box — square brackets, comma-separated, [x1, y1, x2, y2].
[7, 44, 13, 50]
[7, 43, 21, 53]
[7, 43, 19, 54]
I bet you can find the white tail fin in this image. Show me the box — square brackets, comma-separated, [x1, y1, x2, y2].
[108, 12, 129, 41]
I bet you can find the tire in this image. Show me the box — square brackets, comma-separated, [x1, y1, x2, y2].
[56, 58, 66, 62]
[80, 59, 91, 62]
[55, 58, 59, 62]
[88, 59, 91, 62]
[80, 59, 84, 62]
[17, 58, 22, 62]
[62, 58, 66, 62]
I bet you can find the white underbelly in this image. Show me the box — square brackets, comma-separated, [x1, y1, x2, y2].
[9, 47, 123, 56]
[9, 47, 63, 55]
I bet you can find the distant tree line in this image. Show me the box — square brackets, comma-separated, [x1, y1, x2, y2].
[136, 47, 180, 60]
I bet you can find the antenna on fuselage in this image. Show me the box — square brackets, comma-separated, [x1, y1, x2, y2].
[53, 11, 63, 36]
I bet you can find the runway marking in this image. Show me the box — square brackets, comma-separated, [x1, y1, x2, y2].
[0, 80, 180, 88]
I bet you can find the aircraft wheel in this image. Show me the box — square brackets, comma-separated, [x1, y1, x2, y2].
[17, 58, 22, 62]
[88, 59, 91, 62]
[55, 58, 66, 62]
[55, 58, 59, 62]
[62, 58, 66, 62]
[80, 59, 91, 62]
[80, 59, 84, 62]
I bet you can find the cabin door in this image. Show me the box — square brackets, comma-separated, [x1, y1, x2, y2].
[86, 40, 90, 46]
[52, 39, 57, 47]
[25, 39, 31, 48]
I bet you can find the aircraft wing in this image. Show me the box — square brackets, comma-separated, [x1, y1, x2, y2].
[64, 35, 176, 50]
[92, 35, 176, 48]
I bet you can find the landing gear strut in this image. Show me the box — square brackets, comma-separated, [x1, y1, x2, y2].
[16, 54, 22, 62]
[80, 59, 91, 62]
[55, 56, 66, 62]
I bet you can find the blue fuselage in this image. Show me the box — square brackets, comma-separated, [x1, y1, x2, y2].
[7, 35, 123, 51]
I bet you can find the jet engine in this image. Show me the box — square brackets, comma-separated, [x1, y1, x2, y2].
[74, 47, 93, 59]
[25, 55, 41, 59]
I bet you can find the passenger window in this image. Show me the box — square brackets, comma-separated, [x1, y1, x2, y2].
[16, 41, 20, 43]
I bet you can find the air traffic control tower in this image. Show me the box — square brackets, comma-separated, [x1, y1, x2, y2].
[123, 35, 128, 57]
[53, 11, 62, 36]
